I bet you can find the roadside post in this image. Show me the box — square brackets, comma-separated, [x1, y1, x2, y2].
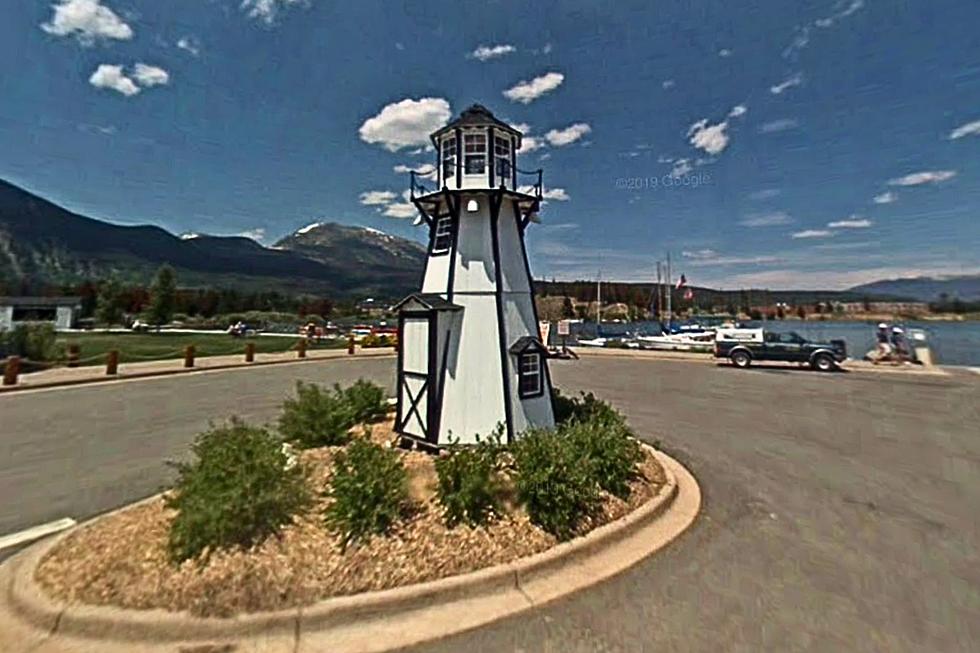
[347, 335, 355, 355]
[67, 344, 80, 368]
[245, 342, 255, 363]
[184, 345, 195, 368]
[558, 319, 570, 354]
[3, 356, 20, 386]
[105, 350, 119, 376]
[297, 339, 307, 359]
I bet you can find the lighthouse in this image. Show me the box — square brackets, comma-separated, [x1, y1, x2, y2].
[393, 104, 555, 447]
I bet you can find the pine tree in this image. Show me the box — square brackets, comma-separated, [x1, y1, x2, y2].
[95, 277, 124, 326]
[147, 265, 177, 328]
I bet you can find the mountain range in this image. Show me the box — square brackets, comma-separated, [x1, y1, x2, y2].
[847, 275, 980, 302]
[0, 179, 425, 298]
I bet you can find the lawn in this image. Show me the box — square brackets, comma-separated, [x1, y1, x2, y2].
[56, 332, 347, 366]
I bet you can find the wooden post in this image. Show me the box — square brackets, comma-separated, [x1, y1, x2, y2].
[106, 350, 119, 376]
[347, 335, 355, 355]
[3, 356, 20, 386]
[297, 339, 307, 359]
[67, 344, 80, 368]
[245, 342, 255, 363]
[184, 345, 195, 368]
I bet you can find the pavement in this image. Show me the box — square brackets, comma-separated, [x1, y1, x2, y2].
[2, 355, 979, 651]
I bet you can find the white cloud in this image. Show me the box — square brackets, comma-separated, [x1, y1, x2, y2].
[739, 211, 793, 227]
[662, 80, 675, 90]
[682, 249, 719, 260]
[470, 44, 516, 61]
[518, 135, 545, 154]
[359, 190, 397, 206]
[792, 229, 834, 239]
[176, 37, 200, 56]
[41, 0, 133, 45]
[503, 72, 564, 104]
[887, 170, 957, 186]
[770, 73, 803, 95]
[88, 64, 140, 96]
[949, 118, 980, 140]
[828, 218, 872, 228]
[359, 97, 451, 152]
[132, 63, 169, 87]
[237, 228, 266, 242]
[545, 123, 591, 146]
[873, 191, 897, 204]
[382, 202, 418, 219]
[728, 105, 747, 118]
[241, 0, 309, 24]
[394, 163, 437, 181]
[670, 159, 693, 178]
[718, 48, 733, 57]
[759, 118, 799, 133]
[815, 0, 865, 28]
[687, 119, 730, 155]
[541, 188, 570, 201]
[748, 189, 781, 201]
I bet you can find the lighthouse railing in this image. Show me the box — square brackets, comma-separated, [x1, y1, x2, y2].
[408, 170, 432, 199]
[515, 167, 544, 200]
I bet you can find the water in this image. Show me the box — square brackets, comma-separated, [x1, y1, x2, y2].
[561, 320, 980, 367]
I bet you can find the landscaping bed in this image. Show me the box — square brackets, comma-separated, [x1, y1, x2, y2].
[34, 386, 665, 618]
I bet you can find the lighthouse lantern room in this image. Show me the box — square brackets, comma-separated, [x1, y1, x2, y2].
[394, 104, 554, 446]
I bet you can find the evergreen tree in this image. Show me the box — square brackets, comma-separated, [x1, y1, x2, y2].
[147, 265, 177, 327]
[95, 277, 125, 326]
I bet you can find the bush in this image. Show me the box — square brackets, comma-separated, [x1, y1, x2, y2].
[325, 439, 408, 549]
[1, 322, 59, 361]
[551, 388, 620, 426]
[435, 432, 503, 527]
[563, 416, 642, 499]
[341, 379, 388, 424]
[278, 382, 356, 448]
[165, 419, 310, 563]
[512, 428, 600, 540]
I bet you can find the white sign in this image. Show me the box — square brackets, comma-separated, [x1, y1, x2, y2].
[557, 320, 570, 336]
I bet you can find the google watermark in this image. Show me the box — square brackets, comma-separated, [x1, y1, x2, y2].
[614, 172, 712, 190]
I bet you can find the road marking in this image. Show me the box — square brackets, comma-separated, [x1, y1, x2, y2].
[0, 518, 76, 551]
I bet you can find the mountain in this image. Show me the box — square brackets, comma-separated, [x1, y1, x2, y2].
[0, 178, 424, 298]
[847, 275, 980, 302]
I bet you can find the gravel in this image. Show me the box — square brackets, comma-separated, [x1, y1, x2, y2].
[35, 421, 665, 618]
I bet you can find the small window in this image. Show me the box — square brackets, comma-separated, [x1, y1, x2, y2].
[494, 137, 512, 183]
[464, 132, 486, 175]
[432, 214, 454, 254]
[442, 136, 456, 180]
[518, 352, 543, 398]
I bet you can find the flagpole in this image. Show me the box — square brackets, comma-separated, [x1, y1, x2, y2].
[666, 252, 672, 325]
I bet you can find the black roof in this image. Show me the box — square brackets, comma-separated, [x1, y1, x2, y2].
[0, 296, 82, 307]
[392, 292, 463, 312]
[508, 336, 549, 355]
[431, 104, 523, 142]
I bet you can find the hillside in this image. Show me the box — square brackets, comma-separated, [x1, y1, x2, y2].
[847, 275, 980, 302]
[0, 179, 424, 298]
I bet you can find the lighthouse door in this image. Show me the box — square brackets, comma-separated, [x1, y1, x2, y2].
[398, 313, 433, 441]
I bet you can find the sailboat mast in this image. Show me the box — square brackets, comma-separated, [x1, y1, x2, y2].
[596, 271, 601, 325]
[666, 252, 672, 323]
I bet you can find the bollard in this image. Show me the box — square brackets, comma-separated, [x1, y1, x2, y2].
[106, 350, 119, 376]
[67, 344, 80, 368]
[184, 345, 195, 368]
[245, 342, 255, 363]
[3, 356, 20, 386]
[347, 335, 355, 355]
[297, 339, 307, 359]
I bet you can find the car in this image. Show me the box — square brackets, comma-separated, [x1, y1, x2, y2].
[714, 328, 847, 371]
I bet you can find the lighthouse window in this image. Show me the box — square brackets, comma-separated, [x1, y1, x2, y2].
[432, 214, 455, 254]
[441, 136, 456, 180]
[518, 352, 543, 398]
[463, 132, 486, 174]
[494, 136, 511, 179]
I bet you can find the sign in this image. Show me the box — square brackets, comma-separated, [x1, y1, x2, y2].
[538, 321, 551, 346]
[557, 320, 571, 336]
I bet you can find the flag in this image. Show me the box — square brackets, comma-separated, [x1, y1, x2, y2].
[684, 287, 694, 300]
[676, 274, 687, 289]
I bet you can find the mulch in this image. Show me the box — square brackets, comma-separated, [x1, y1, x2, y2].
[35, 420, 666, 618]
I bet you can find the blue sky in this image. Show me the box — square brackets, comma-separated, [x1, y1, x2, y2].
[2, 0, 979, 289]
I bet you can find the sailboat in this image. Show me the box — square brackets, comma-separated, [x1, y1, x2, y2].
[576, 275, 609, 347]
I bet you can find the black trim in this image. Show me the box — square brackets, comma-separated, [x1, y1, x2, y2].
[511, 135, 517, 189]
[516, 351, 545, 399]
[433, 325, 452, 442]
[445, 193, 461, 301]
[426, 312, 438, 444]
[454, 127, 462, 189]
[488, 189, 515, 443]
[395, 314, 405, 430]
[488, 126, 495, 189]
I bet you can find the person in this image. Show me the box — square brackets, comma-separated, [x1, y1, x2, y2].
[874, 323, 892, 362]
[891, 327, 909, 360]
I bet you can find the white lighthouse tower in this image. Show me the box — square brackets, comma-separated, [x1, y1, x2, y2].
[393, 104, 555, 447]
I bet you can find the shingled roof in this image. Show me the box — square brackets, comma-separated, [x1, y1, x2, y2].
[431, 104, 523, 142]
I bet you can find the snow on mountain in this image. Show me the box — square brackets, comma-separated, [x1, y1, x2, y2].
[296, 222, 324, 235]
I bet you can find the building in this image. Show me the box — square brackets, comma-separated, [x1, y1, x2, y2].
[393, 104, 555, 447]
[837, 301, 930, 315]
[0, 297, 82, 331]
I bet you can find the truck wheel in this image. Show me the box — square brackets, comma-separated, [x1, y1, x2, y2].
[731, 350, 751, 368]
[812, 353, 836, 372]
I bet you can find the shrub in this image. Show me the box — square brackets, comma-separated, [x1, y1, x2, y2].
[278, 382, 355, 448]
[512, 428, 600, 540]
[435, 432, 503, 527]
[551, 388, 621, 426]
[563, 416, 642, 499]
[165, 419, 310, 563]
[1, 322, 59, 361]
[341, 379, 388, 424]
[325, 439, 408, 549]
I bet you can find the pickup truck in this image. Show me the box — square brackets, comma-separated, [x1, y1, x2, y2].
[714, 328, 847, 371]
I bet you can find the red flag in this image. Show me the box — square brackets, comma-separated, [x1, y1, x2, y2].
[684, 287, 694, 300]
[676, 274, 687, 289]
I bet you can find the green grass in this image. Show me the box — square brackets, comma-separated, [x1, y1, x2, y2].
[55, 332, 347, 366]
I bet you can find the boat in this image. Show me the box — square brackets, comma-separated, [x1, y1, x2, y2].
[635, 331, 714, 352]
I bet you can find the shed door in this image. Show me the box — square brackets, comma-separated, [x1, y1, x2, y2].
[399, 314, 432, 440]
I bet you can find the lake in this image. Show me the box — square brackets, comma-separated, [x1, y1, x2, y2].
[562, 320, 980, 367]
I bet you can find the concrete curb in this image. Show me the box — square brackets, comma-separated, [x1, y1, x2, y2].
[0, 449, 700, 653]
[0, 349, 397, 395]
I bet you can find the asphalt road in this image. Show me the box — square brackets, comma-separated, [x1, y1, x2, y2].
[2, 356, 978, 651]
